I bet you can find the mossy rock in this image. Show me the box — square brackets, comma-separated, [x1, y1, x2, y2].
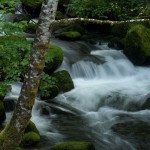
[21, 0, 42, 8]
[124, 24, 150, 65]
[25, 120, 39, 135]
[52, 70, 74, 92]
[15, 147, 22, 150]
[0, 100, 6, 123]
[108, 37, 125, 49]
[44, 45, 64, 75]
[21, 131, 40, 147]
[58, 31, 81, 41]
[24, 23, 37, 34]
[51, 141, 95, 150]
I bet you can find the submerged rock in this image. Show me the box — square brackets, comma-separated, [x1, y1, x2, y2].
[51, 141, 95, 150]
[112, 120, 150, 150]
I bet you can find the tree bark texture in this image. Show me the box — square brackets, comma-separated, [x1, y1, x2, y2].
[0, 0, 59, 149]
[52, 18, 150, 26]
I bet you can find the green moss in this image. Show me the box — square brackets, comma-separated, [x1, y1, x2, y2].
[21, 0, 42, 8]
[24, 23, 37, 34]
[59, 31, 81, 41]
[15, 147, 22, 150]
[51, 141, 95, 150]
[52, 70, 74, 92]
[21, 132, 40, 147]
[44, 45, 64, 74]
[25, 120, 39, 135]
[0, 100, 6, 123]
[124, 24, 150, 65]
[111, 23, 132, 38]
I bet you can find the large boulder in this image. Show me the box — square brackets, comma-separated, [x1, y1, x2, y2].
[51, 141, 95, 150]
[124, 24, 150, 65]
[44, 45, 64, 75]
[0, 100, 6, 123]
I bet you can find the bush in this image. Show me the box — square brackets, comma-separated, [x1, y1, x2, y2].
[24, 23, 37, 34]
[21, 0, 42, 8]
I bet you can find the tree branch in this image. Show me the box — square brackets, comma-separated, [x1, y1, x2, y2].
[52, 18, 150, 26]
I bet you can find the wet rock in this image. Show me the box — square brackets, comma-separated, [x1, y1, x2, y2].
[112, 120, 150, 150]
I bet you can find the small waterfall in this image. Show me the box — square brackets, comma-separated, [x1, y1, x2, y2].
[4, 40, 150, 150]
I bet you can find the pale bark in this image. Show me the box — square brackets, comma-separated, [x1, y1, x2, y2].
[0, 0, 59, 149]
[52, 17, 150, 26]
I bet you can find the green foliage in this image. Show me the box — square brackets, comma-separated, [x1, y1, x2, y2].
[23, 23, 37, 34]
[0, 83, 11, 98]
[0, 0, 20, 14]
[0, 21, 27, 35]
[40, 72, 58, 98]
[51, 141, 95, 150]
[0, 35, 31, 82]
[68, 0, 146, 20]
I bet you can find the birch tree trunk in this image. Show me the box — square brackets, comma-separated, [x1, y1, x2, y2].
[0, 0, 59, 149]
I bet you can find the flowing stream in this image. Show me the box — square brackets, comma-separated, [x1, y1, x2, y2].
[4, 38, 150, 150]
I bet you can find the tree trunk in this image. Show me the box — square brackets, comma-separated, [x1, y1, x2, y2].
[0, 0, 59, 149]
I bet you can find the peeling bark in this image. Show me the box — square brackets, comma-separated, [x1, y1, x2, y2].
[0, 0, 59, 149]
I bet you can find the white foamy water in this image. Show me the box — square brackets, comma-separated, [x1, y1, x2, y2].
[4, 41, 150, 150]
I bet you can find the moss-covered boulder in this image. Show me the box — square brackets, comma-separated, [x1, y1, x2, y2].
[21, 131, 40, 147]
[44, 45, 64, 75]
[51, 141, 95, 150]
[52, 70, 74, 92]
[58, 31, 81, 41]
[25, 120, 39, 135]
[124, 24, 150, 65]
[0, 100, 6, 123]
